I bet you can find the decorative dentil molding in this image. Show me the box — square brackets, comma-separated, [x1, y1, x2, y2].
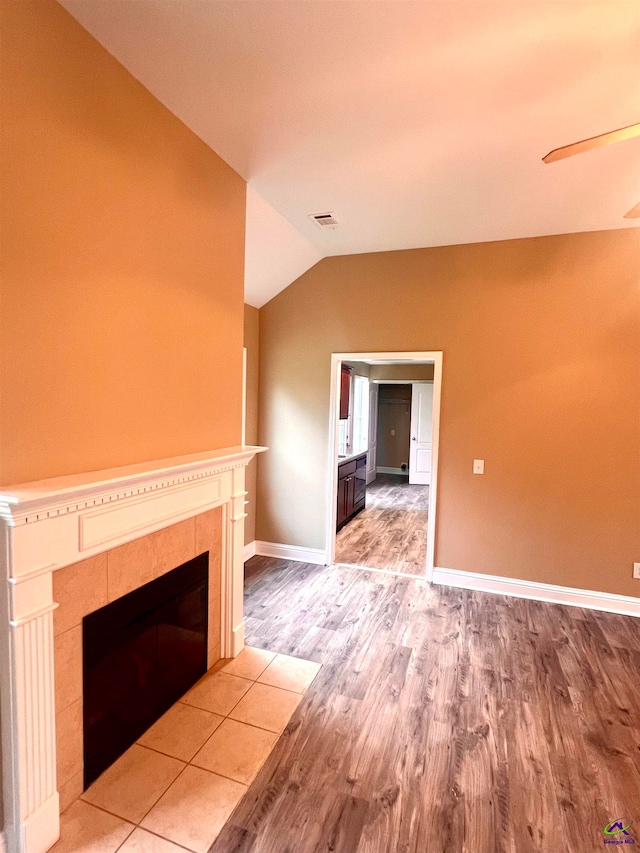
[0, 446, 261, 528]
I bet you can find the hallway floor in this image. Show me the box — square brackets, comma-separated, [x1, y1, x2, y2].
[335, 474, 429, 576]
[210, 556, 640, 853]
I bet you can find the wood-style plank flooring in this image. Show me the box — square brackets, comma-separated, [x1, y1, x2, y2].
[335, 474, 429, 576]
[210, 557, 640, 853]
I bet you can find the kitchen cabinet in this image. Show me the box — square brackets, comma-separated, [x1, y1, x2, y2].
[337, 452, 367, 531]
[339, 364, 352, 420]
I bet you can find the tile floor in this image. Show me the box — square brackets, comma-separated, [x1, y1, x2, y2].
[51, 647, 321, 853]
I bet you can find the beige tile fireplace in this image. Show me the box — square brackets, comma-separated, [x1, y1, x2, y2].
[53, 509, 223, 814]
[0, 446, 265, 853]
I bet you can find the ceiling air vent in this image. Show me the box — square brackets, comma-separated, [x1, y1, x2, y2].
[309, 212, 339, 230]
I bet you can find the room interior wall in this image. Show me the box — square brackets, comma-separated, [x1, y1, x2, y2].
[244, 305, 260, 545]
[0, 0, 246, 487]
[344, 361, 371, 378]
[0, 685, 2, 837]
[257, 228, 640, 597]
[377, 385, 412, 470]
[370, 364, 434, 381]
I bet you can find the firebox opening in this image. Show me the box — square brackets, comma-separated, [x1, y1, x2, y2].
[82, 552, 209, 788]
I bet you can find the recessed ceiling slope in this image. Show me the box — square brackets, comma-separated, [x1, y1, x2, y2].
[60, 0, 640, 262]
[245, 187, 322, 308]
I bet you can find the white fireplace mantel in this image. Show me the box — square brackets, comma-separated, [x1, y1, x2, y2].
[0, 445, 266, 853]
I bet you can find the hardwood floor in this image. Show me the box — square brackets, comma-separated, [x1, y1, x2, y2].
[210, 557, 640, 853]
[335, 474, 429, 576]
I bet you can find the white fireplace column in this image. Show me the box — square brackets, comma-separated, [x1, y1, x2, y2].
[225, 464, 250, 657]
[0, 515, 59, 853]
[0, 446, 265, 853]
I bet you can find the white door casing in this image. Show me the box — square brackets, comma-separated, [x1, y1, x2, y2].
[326, 350, 442, 580]
[366, 384, 378, 484]
[409, 383, 433, 485]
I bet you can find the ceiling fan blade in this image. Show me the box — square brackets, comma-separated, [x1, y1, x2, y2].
[623, 201, 640, 219]
[542, 122, 640, 163]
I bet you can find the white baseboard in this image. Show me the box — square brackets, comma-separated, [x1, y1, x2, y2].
[21, 791, 60, 853]
[376, 466, 409, 476]
[255, 541, 327, 566]
[433, 566, 640, 618]
[231, 621, 245, 657]
[243, 540, 256, 562]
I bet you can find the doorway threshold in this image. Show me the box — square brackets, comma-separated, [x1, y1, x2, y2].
[332, 561, 430, 581]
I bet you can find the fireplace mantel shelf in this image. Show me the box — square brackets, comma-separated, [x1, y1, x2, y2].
[0, 445, 267, 522]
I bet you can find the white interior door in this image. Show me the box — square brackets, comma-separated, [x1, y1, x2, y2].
[409, 383, 433, 485]
[366, 383, 378, 484]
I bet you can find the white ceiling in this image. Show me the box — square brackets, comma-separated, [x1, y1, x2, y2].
[245, 187, 322, 307]
[60, 0, 640, 305]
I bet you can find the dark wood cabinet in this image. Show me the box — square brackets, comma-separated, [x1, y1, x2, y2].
[337, 474, 355, 529]
[337, 453, 367, 531]
[337, 476, 349, 528]
[353, 455, 366, 508]
[339, 364, 352, 420]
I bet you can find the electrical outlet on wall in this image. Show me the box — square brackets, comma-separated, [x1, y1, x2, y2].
[473, 459, 484, 474]
[634, 563, 640, 580]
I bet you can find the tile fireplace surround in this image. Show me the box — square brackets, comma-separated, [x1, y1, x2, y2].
[0, 445, 265, 853]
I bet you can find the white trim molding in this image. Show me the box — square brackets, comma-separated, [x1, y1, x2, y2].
[376, 466, 408, 476]
[0, 445, 266, 853]
[243, 541, 257, 562]
[325, 351, 442, 581]
[433, 567, 640, 618]
[255, 541, 327, 566]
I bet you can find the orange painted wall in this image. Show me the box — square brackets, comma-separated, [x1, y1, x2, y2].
[257, 229, 640, 597]
[0, 0, 246, 486]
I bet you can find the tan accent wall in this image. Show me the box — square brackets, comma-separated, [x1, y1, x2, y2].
[244, 305, 260, 546]
[344, 361, 371, 378]
[0, 685, 2, 834]
[377, 385, 412, 470]
[370, 364, 434, 381]
[257, 229, 640, 597]
[0, 0, 246, 486]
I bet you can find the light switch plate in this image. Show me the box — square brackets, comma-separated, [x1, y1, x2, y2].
[634, 563, 640, 580]
[473, 459, 484, 474]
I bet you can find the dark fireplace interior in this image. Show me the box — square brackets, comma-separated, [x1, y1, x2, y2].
[83, 552, 209, 788]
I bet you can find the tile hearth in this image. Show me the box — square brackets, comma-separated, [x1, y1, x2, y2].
[50, 647, 321, 853]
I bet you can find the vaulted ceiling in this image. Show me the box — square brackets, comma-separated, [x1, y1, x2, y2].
[60, 0, 640, 306]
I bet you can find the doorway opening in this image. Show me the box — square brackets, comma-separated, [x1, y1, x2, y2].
[326, 352, 442, 579]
